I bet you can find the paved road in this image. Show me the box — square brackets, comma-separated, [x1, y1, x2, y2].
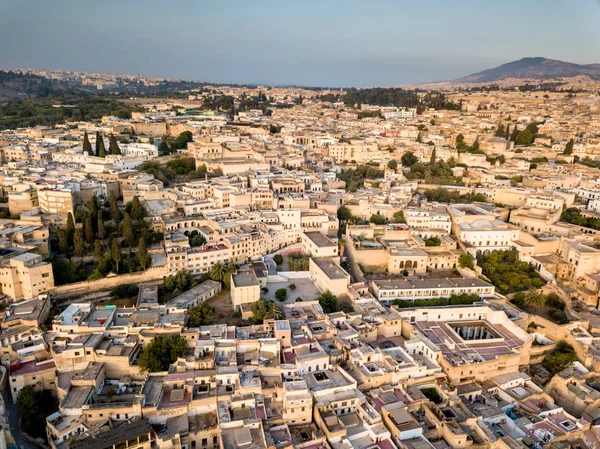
[3, 385, 36, 449]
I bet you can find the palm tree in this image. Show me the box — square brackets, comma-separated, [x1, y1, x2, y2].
[210, 262, 226, 282]
[265, 301, 283, 320]
[524, 289, 546, 308]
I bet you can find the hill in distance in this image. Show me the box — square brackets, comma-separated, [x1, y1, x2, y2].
[454, 57, 600, 83]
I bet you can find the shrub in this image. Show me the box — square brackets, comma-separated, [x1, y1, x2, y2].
[542, 341, 577, 374]
[275, 288, 287, 301]
[289, 283, 296, 291]
[273, 254, 284, 265]
[110, 284, 139, 299]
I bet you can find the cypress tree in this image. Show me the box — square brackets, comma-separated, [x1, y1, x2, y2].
[108, 134, 122, 155]
[564, 138, 574, 155]
[84, 217, 94, 242]
[138, 238, 150, 270]
[510, 126, 519, 142]
[429, 147, 436, 165]
[97, 132, 107, 158]
[66, 212, 75, 245]
[97, 214, 105, 240]
[494, 123, 505, 138]
[82, 131, 93, 155]
[504, 124, 510, 140]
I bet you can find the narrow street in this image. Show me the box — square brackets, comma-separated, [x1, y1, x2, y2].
[3, 385, 35, 449]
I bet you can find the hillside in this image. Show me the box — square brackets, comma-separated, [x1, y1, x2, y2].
[455, 57, 600, 83]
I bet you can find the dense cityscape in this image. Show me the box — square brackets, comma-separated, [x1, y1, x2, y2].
[1, 3, 600, 448]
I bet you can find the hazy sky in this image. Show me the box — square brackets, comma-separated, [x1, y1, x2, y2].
[1, 0, 599, 87]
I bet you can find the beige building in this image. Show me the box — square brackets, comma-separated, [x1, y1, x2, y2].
[38, 188, 75, 215]
[230, 269, 260, 311]
[309, 257, 350, 297]
[9, 358, 57, 401]
[0, 252, 54, 300]
[301, 231, 338, 258]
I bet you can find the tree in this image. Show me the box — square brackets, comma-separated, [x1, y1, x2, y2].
[370, 214, 386, 225]
[17, 386, 58, 440]
[509, 126, 519, 142]
[96, 131, 106, 157]
[73, 229, 85, 259]
[425, 237, 441, 246]
[504, 124, 510, 140]
[494, 123, 505, 138]
[188, 302, 214, 327]
[542, 341, 577, 374]
[275, 288, 287, 301]
[111, 239, 121, 273]
[317, 290, 339, 313]
[82, 131, 93, 155]
[458, 254, 474, 269]
[564, 138, 574, 155]
[97, 214, 105, 239]
[94, 240, 103, 264]
[66, 212, 75, 242]
[159, 136, 170, 155]
[164, 269, 197, 292]
[337, 206, 352, 221]
[416, 132, 422, 143]
[250, 298, 283, 323]
[57, 229, 69, 254]
[108, 134, 121, 155]
[392, 210, 406, 223]
[526, 123, 539, 135]
[88, 195, 100, 219]
[84, 217, 94, 242]
[138, 237, 151, 270]
[387, 159, 398, 170]
[401, 151, 418, 167]
[130, 196, 145, 221]
[429, 147, 437, 165]
[515, 129, 534, 146]
[138, 334, 187, 373]
[121, 213, 134, 250]
[109, 191, 121, 223]
[524, 289, 547, 307]
[210, 262, 228, 282]
[273, 254, 284, 265]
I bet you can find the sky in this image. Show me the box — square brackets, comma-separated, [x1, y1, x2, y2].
[1, 0, 599, 87]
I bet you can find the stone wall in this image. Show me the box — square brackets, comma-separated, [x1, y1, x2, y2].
[50, 266, 168, 299]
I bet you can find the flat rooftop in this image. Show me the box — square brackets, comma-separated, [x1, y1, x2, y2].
[304, 231, 336, 248]
[167, 280, 221, 308]
[232, 270, 259, 288]
[312, 257, 349, 280]
[414, 319, 524, 366]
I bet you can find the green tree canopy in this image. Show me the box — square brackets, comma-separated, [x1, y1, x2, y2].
[17, 386, 58, 440]
[370, 214, 386, 225]
[401, 151, 418, 167]
[515, 129, 534, 146]
[458, 254, 474, 269]
[337, 206, 352, 221]
[188, 303, 214, 327]
[317, 290, 340, 313]
[387, 159, 398, 170]
[138, 334, 187, 372]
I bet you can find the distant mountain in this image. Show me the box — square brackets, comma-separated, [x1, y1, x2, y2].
[454, 57, 600, 83]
